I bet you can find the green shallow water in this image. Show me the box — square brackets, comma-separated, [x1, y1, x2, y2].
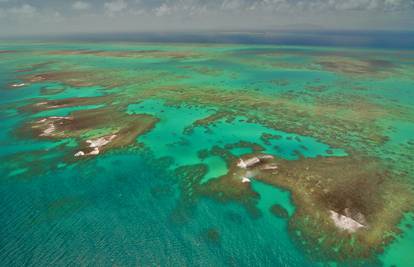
[128, 99, 346, 167]
[0, 41, 413, 266]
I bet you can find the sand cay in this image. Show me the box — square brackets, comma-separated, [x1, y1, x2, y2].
[329, 210, 366, 233]
[75, 135, 117, 157]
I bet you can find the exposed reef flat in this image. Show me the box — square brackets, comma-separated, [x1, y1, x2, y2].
[174, 151, 413, 260]
[0, 50, 17, 54]
[17, 106, 159, 160]
[19, 96, 112, 113]
[248, 154, 412, 259]
[22, 71, 112, 88]
[46, 49, 202, 60]
[316, 57, 397, 76]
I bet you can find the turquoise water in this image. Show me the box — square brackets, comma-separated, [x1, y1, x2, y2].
[0, 41, 413, 266]
[380, 214, 414, 266]
[0, 151, 314, 266]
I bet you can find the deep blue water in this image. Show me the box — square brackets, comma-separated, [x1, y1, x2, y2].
[4, 30, 414, 49]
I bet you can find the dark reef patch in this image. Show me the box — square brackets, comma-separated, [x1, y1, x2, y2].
[40, 87, 66, 95]
[203, 228, 221, 243]
[0, 50, 16, 53]
[270, 204, 289, 219]
[317, 57, 396, 76]
[46, 49, 201, 60]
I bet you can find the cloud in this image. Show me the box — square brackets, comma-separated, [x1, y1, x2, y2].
[104, 0, 127, 14]
[324, 0, 413, 11]
[152, 1, 209, 17]
[1, 0, 414, 36]
[8, 4, 37, 17]
[221, 0, 242, 10]
[72, 1, 91, 11]
[154, 3, 172, 16]
[229, 0, 414, 12]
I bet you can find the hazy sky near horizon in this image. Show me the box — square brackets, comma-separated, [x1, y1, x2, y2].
[1, 0, 414, 36]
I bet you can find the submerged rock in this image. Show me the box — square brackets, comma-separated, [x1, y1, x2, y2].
[270, 204, 289, 219]
[204, 228, 220, 243]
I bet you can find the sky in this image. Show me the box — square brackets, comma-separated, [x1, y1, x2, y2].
[0, 0, 414, 36]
